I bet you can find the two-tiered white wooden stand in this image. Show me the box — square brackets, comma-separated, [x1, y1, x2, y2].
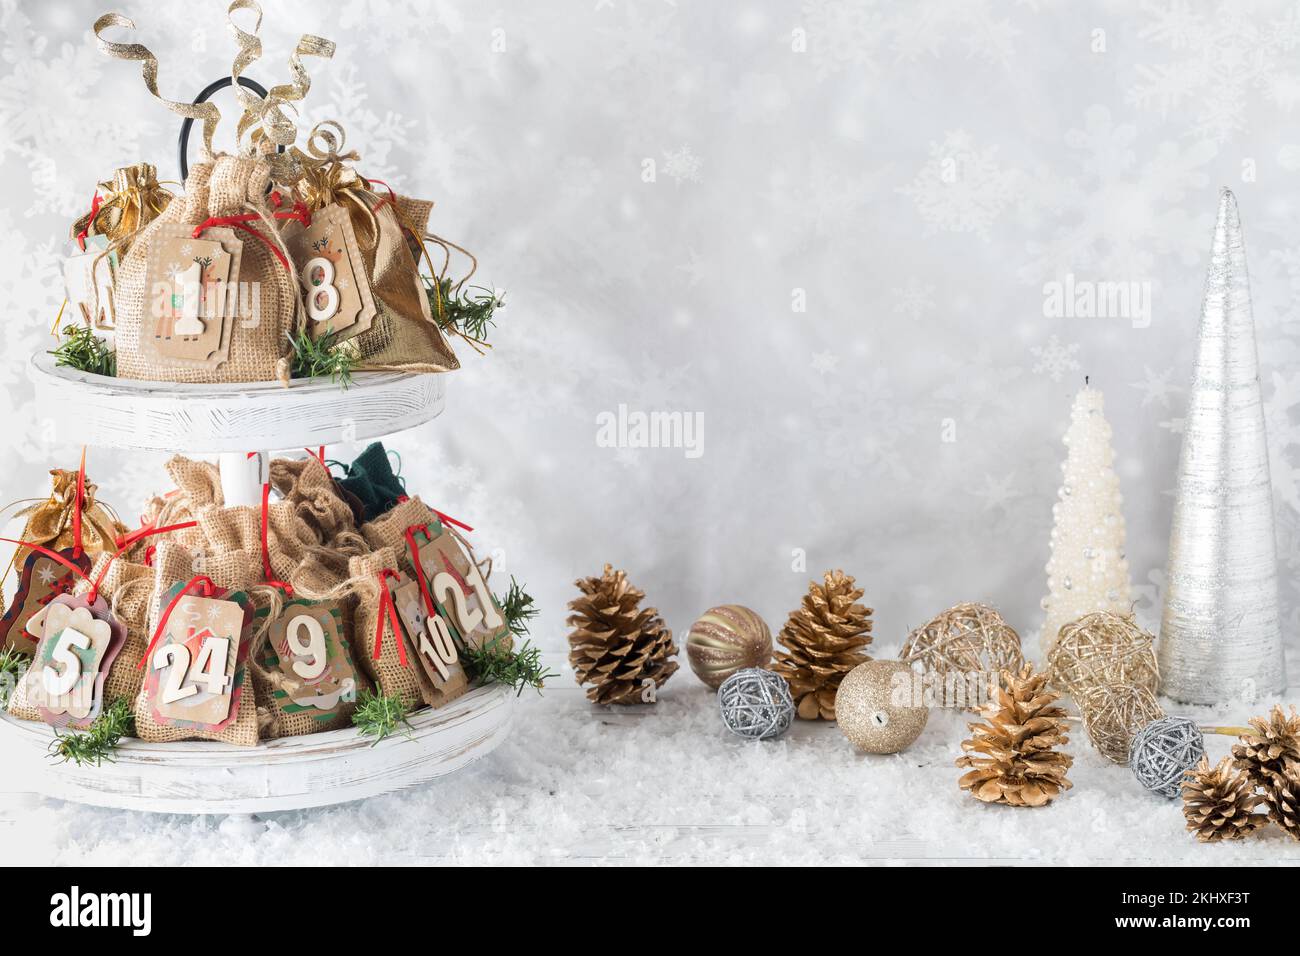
[0, 354, 516, 816]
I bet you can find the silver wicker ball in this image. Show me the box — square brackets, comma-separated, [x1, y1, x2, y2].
[1129, 716, 1205, 798]
[718, 668, 795, 740]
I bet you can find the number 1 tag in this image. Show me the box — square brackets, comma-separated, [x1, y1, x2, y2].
[144, 584, 250, 730]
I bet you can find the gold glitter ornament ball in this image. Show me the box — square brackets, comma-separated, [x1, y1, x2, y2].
[685, 605, 773, 689]
[835, 660, 929, 754]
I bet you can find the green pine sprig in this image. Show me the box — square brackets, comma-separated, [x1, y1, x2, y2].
[48, 697, 135, 767]
[425, 278, 504, 351]
[50, 324, 116, 377]
[352, 688, 412, 745]
[499, 577, 539, 638]
[462, 633, 554, 697]
[288, 328, 357, 389]
[0, 648, 30, 707]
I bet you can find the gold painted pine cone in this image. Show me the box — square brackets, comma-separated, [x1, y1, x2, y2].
[685, 605, 772, 689]
[1181, 756, 1268, 843]
[956, 666, 1073, 808]
[771, 569, 872, 721]
[1231, 704, 1300, 792]
[566, 564, 678, 705]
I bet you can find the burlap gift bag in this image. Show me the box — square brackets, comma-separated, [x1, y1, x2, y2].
[348, 548, 433, 710]
[7, 554, 154, 722]
[268, 455, 360, 547]
[131, 455, 222, 560]
[359, 496, 438, 559]
[133, 543, 260, 746]
[194, 501, 316, 586]
[112, 154, 302, 384]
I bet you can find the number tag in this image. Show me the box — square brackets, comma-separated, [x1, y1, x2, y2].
[0, 548, 93, 656]
[62, 235, 118, 332]
[393, 579, 469, 701]
[282, 204, 377, 342]
[19, 594, 127, 727]
[410, 528, 509, 652]
[141, 224, 242, 369]
[144, 585, 250, 730]
[263, 599, 358, 714]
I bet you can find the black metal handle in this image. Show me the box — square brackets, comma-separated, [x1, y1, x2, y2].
[177, 75, 282, 181]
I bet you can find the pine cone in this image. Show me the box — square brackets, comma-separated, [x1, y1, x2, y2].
[1262, 760, 1300, 841]
[956, 666, 1073, 807]
[1181, 756, 1268, 843]
[1232, 704, 1300, 792]
[566, 564, 678, 705]
[772, 569, 872, 720]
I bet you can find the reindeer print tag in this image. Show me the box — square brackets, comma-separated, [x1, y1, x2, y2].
[282, 204, 376, 341]
[141, 225, 243, 368]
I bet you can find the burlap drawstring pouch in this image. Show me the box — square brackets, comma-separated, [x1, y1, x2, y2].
[268, 455, 359, 547]
[109, 154, 302, 384]
[95, 10, 329, 384]
[133, 542, 260, 746]
[327, 548, 433, 710]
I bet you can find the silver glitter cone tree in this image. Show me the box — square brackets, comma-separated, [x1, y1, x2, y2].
[1158, 188, 1285, 705]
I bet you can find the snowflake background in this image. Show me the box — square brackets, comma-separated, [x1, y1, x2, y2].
[3, 0, 1300, 862]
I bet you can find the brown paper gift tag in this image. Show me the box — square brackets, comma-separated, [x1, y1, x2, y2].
[141, 224, 243, 369]
[263, 598, 358, 714]
[413, 530, 510, 652]
[282, 204, 377, 342]
[21, 594, 126, 725]
[0, 548, 93, 655]
[145, 591, 246, 727]
[393, 579, 468, 703]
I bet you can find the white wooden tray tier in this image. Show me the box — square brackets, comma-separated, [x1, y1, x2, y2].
[28, 351, 446, 453]
[1, 683, 515, 814]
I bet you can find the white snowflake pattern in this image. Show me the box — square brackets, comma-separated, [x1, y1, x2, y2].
[1130, 365, 1181, 408]
[898, 130, 1019, 242]
[36, 564, 56, 586]
[1030, 335, 1081, 382]
[972, 472, 1020, 511]
[891, 278, 936, 319]
[661, 146, 702, 185]
[1128, 2, 1300, 143]
[810, 351, 839, 374]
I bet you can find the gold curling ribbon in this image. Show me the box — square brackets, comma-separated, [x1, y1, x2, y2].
[227, 0, 335, 183]
[293, 122, 382, 248]
[94, 13, 222, 165]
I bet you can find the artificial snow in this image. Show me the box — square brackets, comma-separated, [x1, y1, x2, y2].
[6, 651, 1300, 866]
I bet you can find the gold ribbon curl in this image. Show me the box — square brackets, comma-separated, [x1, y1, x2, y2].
[94, 13, 222, 162]
[227, 0, 335, 183]
[70, 163, 174, 251]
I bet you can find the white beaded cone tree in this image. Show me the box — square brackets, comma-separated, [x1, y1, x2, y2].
[1039, 382, 1133, 656]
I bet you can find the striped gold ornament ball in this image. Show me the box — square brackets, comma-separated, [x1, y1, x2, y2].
[686, 605, 773, 690]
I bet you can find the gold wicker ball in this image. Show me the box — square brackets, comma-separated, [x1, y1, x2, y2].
[1078, 681, 1166, 764]
[1047, 611, 1159, 699]
[898, 602, 1024, 709]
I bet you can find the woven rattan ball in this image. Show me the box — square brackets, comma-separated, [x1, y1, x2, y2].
[899, 602, 1024, 708]
[1129, 716, 1206, 799]
[1047, 611, 1159, 698]
[1078, 681, 1166, 764]
[718, 668, 795, 740]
